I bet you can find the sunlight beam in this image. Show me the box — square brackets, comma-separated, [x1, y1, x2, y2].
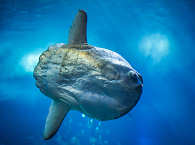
[21, 52, 41, 72]
[140, 33, 169, 62]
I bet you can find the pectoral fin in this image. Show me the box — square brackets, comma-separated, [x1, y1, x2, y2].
[43, 100, 70, 140]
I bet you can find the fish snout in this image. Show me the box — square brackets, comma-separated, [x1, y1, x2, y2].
[127, 70, 143, 85]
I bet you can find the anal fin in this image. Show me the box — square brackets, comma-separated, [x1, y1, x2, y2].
[43, 100, 70, 140]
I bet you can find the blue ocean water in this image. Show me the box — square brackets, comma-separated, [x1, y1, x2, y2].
[0, 0, 195, 145]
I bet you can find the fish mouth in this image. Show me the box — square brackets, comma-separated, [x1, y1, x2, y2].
[137, 73, 143, 84]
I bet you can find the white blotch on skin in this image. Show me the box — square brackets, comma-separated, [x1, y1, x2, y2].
[81, 114, 86, 118]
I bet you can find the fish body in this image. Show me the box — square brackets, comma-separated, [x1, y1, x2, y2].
[33, 10, 143, 140]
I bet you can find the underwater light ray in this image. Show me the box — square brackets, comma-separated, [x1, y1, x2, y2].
[139, 33, 169, 63]
[20, 52, 41, 73]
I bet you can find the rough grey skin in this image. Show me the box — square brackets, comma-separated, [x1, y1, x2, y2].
[33, 10, 143, 140]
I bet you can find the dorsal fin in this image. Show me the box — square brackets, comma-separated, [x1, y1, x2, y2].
[68, 10, 87, 45]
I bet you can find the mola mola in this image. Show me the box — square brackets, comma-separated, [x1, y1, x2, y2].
[33, 10, 143, 140]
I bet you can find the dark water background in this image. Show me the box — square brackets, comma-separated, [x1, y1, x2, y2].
[0, 0, 195, 145]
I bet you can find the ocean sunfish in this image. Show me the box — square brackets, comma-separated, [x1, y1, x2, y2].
[33, 10, 143, 140]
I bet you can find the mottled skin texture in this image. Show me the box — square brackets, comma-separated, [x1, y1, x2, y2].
[34, 43, 143, 121]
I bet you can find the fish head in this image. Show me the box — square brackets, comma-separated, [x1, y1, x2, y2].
[77, 47, 143, 120]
